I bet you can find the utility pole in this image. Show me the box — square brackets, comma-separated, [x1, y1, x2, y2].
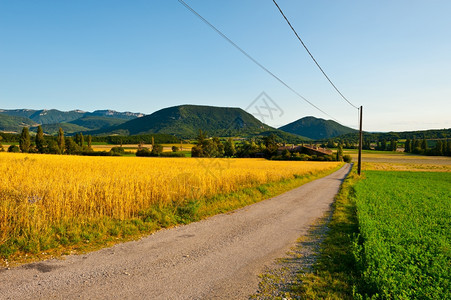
[358, 106, 363, 175]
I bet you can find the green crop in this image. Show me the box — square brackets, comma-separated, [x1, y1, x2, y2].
[353, 171, 450, 299]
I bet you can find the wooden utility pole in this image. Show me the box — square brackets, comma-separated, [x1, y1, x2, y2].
[358, 106, 363, 175]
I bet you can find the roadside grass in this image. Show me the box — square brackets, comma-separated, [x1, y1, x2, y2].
[0, 157, 342, 267]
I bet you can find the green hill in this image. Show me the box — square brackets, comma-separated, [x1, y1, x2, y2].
[0, 109, 142, 125]
[39, 123, 89, 135]
[92, 105, 309, 140]
[279, 116, 357, 140]
[0, 113, 37, 132]
[69, 116, 127, 130]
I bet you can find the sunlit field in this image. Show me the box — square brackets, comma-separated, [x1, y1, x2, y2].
[344, 149, 451, 172]
[0, 152, 340, 262]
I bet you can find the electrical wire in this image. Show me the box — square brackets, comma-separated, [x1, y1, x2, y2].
[178, 0, 343, 124]
[272, 0, 359, 110]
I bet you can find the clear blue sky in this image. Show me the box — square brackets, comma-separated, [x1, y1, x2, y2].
[1, 0, 450, 132]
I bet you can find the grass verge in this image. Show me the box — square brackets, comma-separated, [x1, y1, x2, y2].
[1, 164, 343, 268]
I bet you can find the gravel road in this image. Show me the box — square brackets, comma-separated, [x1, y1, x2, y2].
[0, 164, 351, 300]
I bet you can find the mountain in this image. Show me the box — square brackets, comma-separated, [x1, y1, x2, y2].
[0, 109, 142, 125]
[89, 110, 144, 120]
[279, 116, 357, 140]
[40, 123, 89, 135]
[0, 109, 85, 124]
[0, 113, 37, 132]
[92, 105, 309, 140]
[69, 116, 127, 130]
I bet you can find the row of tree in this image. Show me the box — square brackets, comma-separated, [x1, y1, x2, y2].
[191, 130, 278, 159]
[405, 138, 451, 156]
[10, 126, 94, 155]
[190, 130, 349, 162]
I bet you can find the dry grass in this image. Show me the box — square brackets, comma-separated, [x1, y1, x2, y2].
[363, 162, 451, 172]
[344, 149, 451, 171]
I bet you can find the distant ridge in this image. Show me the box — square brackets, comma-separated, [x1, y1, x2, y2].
[0, 109, 142, 133]
[279, 116, 357, 140]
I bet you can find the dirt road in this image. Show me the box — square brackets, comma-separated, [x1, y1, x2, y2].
[0, 164, 351, 300]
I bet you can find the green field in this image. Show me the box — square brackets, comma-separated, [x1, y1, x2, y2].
[353, 171, 450, 299]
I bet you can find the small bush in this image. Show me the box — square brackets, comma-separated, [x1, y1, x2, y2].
[8, 145, 20, 153]
[343, 154, 352, 163]
[110, 146, 125, 156]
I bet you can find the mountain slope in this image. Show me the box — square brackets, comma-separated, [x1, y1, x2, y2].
[40, 123, 89, 135]
[92, 105, 302, 139]
[69, 116, 127, 130]
[0, 109, 142, 125]
[0, 113, 37, 132]
[88, 110, 143, 120]
[279, 116, 357, 140]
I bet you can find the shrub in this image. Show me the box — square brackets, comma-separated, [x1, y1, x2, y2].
[8, 145, 20, 153]
[343, 154, 352, 163]
[110, 146, 125, 156]
[136, 148, 152, 157]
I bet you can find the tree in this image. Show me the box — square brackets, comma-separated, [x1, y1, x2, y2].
[19, 127, 31, 153]
[421, 138, 428, 151]
[0, 135, 3, 152]
[57, 127, 65, 154]
[87, 135, 93, 151]
[223, 137, 236, 157]
[65, 137, 81, 155]
[433, 140, 444, 156]
[336, 143, 343, 161]
[172, 146, 179, 152]
[35, 125, 45, 153]
[263, 134, 278, 158]
[404, 139, 411, 153]
[151, 144, 163, 156]
[389, 140, 398, 152]
[74, 133, 84, 147]
[47, 140, 60, 154]
[8, 145, 20, 153]
[326, 140, 336, 149]
[445, 140, 451, 156]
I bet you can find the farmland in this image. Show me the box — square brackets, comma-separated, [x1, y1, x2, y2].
[353, 171, 450, 299]
[0, 152, 340, 264]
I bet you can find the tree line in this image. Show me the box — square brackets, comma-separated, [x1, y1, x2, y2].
[6, 126, 95, 155]
[404, 138, 451, 156]
[189, 130, 349, 162]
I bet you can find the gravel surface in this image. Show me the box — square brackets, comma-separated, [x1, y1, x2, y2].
[0, 164, 351, 300]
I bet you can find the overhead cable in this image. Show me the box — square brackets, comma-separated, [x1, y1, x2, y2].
[272, 0, 359, 110]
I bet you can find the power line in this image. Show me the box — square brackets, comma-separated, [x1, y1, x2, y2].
[272, 0, 359, 110]
[178, 0, 342, 124]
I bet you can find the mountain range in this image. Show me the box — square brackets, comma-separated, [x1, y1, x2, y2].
[0, 105, 357, 140]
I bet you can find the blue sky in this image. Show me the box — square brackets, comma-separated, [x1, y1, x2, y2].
[1, 0, 450, 132]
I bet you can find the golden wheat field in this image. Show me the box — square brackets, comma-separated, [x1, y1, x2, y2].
[0, 152, 340, 258]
